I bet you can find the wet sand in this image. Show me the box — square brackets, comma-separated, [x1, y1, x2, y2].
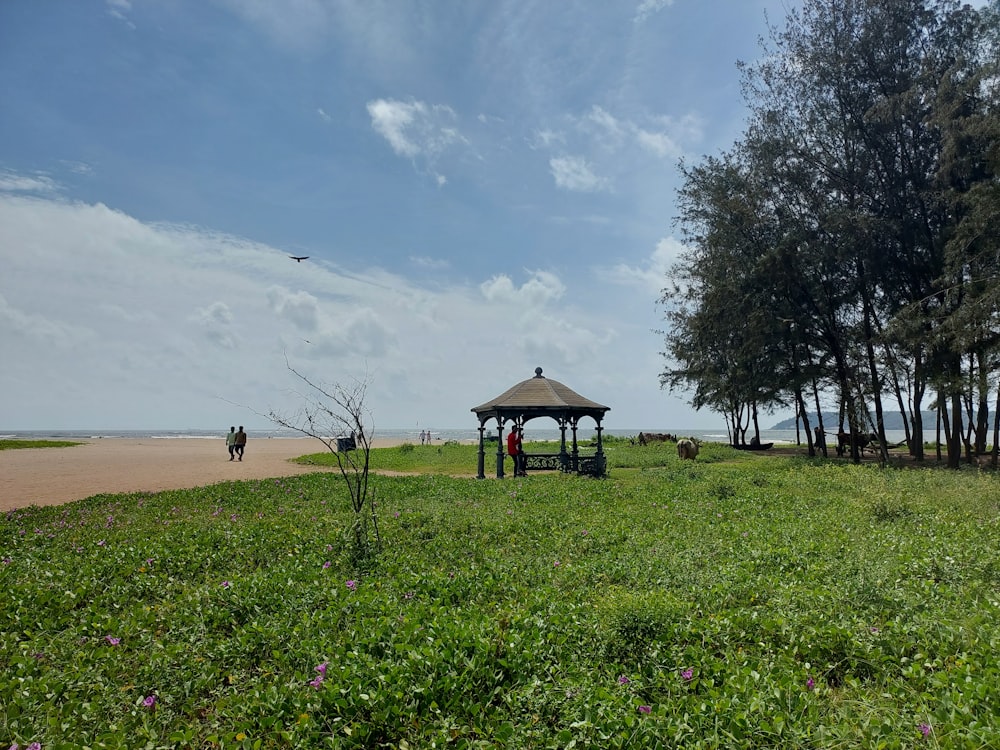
[0, 437, 404, 511]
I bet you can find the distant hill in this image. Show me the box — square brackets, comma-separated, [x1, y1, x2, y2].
[771, 411, 947, 431]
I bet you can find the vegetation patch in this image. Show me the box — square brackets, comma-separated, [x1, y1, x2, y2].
[2, 444, 999, 748]
[0, 439, 83, 450]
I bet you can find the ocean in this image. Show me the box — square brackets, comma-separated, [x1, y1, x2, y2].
[0, 426, 913, 445]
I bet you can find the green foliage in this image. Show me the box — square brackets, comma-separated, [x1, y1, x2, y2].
[0, 440, 82, 450]
[2, 455, 1000, 747]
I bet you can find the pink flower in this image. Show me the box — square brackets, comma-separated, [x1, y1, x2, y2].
[315, 662, 328, 676]
[617, 675, 630, 685]
[143, 694, 157, 709]
[919, 723, 931, 737]
[221, 580, 231, 588]
[104, 635, 121, 646]
[322, 561, 331, 569]
[681, 668, 693, 681]
[806, 677, 815, 690]
[308, 675, 324, 689]
[638, 705, 652, 714]
[345, 579, 357, 590]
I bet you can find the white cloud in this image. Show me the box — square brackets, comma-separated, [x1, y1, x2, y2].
[531, 129, 565, 149]
[584, 106, 627, 149]
[106, 0, 135, 27]
[601, 236, 685, 295]
[0, 292, 96, 349]
[317, 108, 332, 123]
[522, 315, 616, 369]
[59, 160, 93, 176]
[0, 170, 60, 195]
[409, 255, 450, 270]
[549, 155, 610, 192]
[267, 287, 321, 331]
[480, 271, 566, 308]
[634, 0, 675, 24]
[635, 129, 682, 158]
[193, 301, 238, 350]
[367, 98, 463, 159]
[0, 187, 710, 430]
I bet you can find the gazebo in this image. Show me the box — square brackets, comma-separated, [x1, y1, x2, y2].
[471, 367, 611, 479]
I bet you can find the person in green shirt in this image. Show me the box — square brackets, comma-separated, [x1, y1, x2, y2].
[226, 426, 237, 461]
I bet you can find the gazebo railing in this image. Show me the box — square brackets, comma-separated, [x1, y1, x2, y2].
[522, 452, 568, 472]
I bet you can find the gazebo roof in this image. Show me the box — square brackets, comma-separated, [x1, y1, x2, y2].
[471, 367, 610, 422]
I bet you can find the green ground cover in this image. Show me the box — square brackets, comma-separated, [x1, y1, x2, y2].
[0, 439, 82, 450]
[2, 443, 999, 748]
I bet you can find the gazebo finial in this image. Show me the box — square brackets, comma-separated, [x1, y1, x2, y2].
[534, 367, 543, 377]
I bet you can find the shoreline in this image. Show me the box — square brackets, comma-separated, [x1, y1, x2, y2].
[0, 437, 410, 512]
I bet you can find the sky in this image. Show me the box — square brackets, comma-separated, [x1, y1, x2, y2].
[1, 0, 841, 433]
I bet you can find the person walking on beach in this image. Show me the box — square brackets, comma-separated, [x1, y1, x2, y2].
[226, 426, 237, 461]
[235, 426, 247, 461]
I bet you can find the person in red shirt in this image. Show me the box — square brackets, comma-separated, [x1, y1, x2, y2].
[506, 423, 524, 476]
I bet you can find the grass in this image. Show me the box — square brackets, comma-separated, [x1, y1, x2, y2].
[2, 440, 999, 748]
[0, 439, 83, 450]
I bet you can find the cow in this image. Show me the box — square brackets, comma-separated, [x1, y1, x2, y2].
[638, 432, 660, 445]
[636, 432, 677, 445]
[836, 431, 878, 457]
[677, 438, 699, 460]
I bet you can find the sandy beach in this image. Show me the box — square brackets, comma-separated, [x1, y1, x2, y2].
[0, 437, 406, 512]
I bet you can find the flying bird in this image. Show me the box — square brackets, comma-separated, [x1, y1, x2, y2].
[289, 255, 309, 263]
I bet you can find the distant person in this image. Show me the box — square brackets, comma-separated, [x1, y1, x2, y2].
[226, 426, 237, 461]
[507, 424, 524, 477]
[235, 426, 247, 461]
[419, 430, 426, 445]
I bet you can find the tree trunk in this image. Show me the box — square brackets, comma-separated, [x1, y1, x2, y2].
[949, 390, 963, 469]
[936, 392, 943, 462]
[993, 379, 1000, 470]
[976, 351, 989, 454]
[797, 387, 814, 456]
[811, 375, 827, 457]
[911, 348, 925, 460]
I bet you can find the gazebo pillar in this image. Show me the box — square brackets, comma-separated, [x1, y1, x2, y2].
[571, 420, 579, 472]
[595, 421, 606, 477]
[495, 421, 505, 478]
[476, 424, 486, 479]
[559, 419, 569, 472]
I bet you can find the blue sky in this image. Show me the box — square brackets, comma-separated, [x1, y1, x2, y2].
[2, 0, 804, 432]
